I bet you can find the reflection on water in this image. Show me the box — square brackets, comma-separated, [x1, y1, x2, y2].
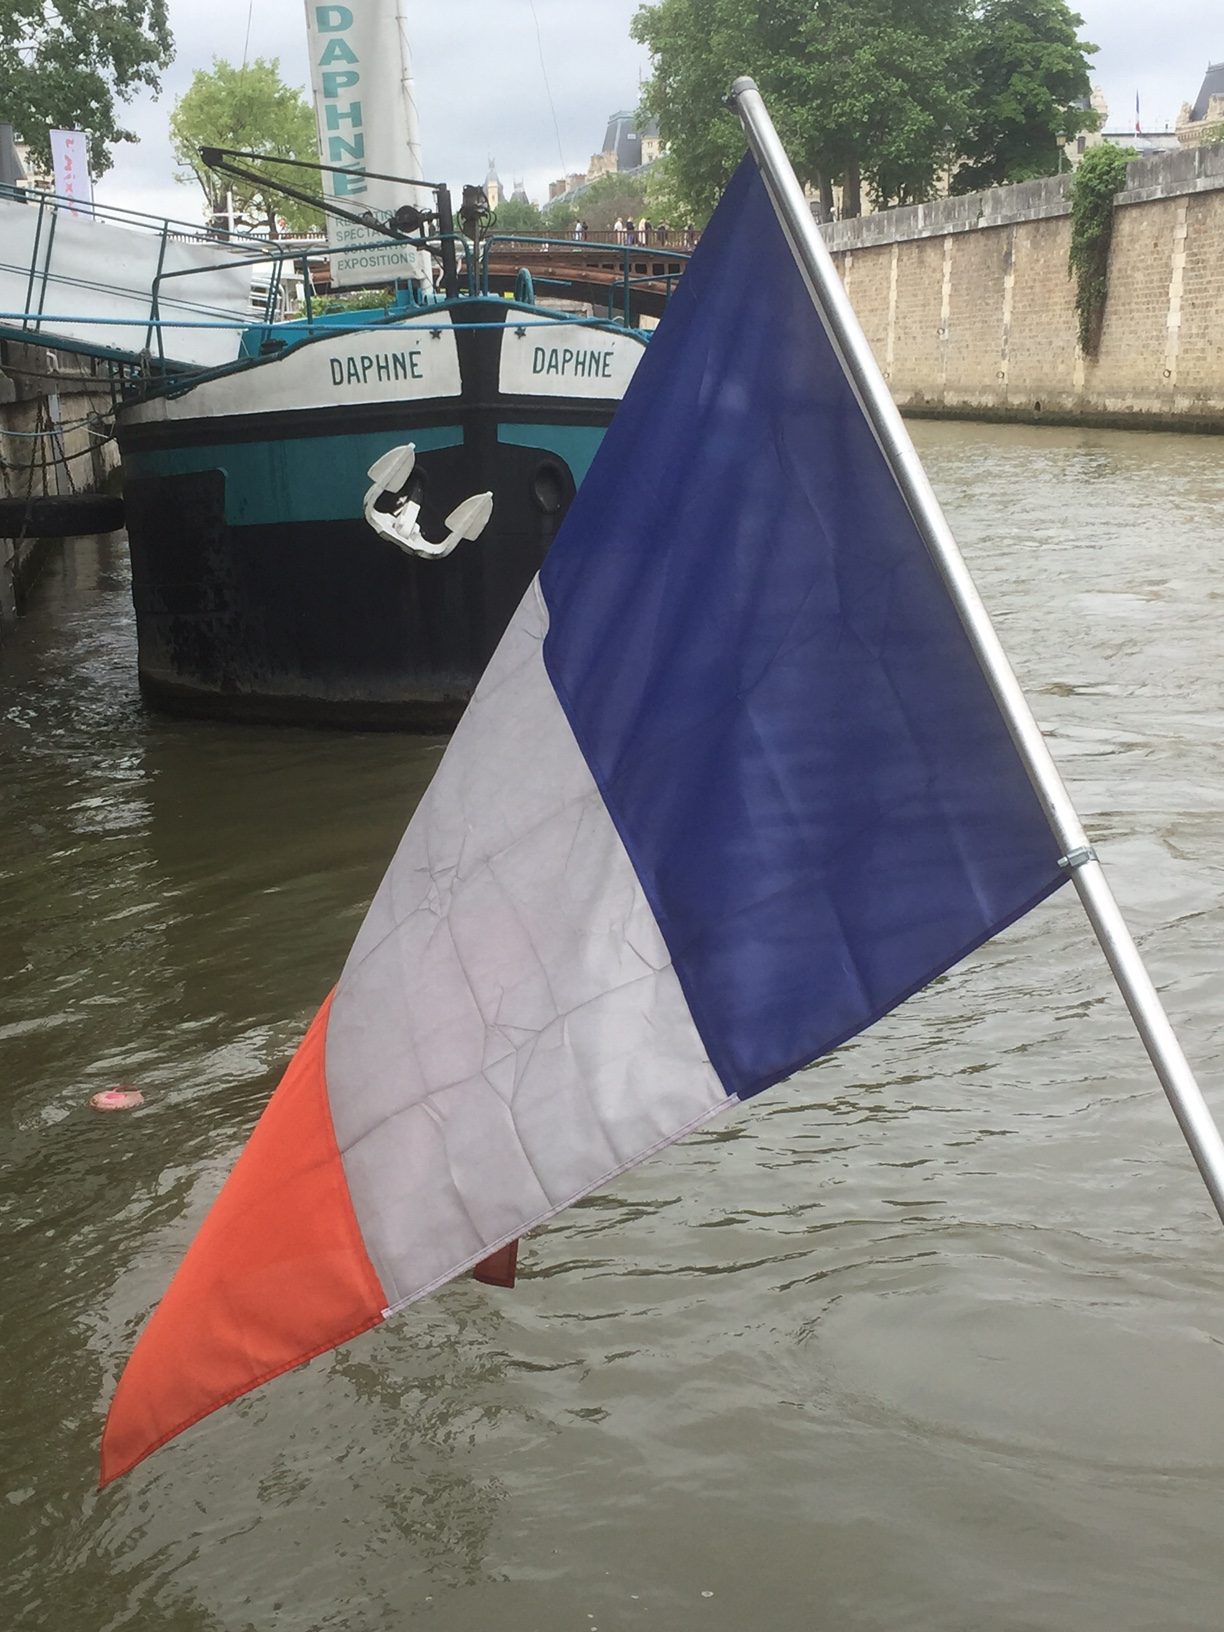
[3, 422, 1224, 1632]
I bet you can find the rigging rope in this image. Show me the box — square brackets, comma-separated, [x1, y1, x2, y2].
[527, 0, 568, 177]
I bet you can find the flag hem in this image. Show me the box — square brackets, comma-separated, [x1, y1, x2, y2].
[380, 1093, 732, 1318]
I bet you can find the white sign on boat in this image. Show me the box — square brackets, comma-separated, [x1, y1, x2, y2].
[305, 0, 427, 289]
[498, 324, 643, 400]
[124, 313, 464, 421]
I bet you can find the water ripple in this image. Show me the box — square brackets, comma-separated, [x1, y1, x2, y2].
[3, 426, 1224, 1630]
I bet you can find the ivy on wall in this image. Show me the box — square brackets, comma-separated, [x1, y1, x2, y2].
[1067, 144, 1135, 357]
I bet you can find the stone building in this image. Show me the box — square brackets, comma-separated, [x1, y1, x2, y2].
[1177, 61, 1224, 147]
[548, 109, 663, 205]
[484, 158, 502, 210]
[1062, 86, 1110, 166]
[10, 138, 51, 192]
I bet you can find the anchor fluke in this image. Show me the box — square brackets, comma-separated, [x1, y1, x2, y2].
[444, 491, 494, 541]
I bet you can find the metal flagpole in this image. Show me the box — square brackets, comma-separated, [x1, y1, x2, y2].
[729, 76, 1224, 1226]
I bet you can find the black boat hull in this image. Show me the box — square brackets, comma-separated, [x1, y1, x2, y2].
[118, 301, 642, 727]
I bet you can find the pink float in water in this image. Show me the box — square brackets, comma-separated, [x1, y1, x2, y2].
[90, 1088, 144, 1112]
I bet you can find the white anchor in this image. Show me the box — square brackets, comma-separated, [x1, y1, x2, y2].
[362, 444, 493, 559]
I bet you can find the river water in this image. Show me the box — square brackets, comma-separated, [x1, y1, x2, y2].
[3, 420, 1224, 1632]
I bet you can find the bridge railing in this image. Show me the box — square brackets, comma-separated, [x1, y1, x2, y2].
[477, 234, 691, 326]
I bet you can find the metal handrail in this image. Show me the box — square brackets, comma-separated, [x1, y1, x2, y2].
[476, 233, 691, 324]
[1, 182, 683, 382]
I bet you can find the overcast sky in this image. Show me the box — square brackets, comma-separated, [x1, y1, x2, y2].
[93, 0, 1221, 224]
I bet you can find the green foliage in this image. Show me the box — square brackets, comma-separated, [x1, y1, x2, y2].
[792, 0, 978, 211]
[1067, 142, 1133, 355]
[491, 196, 547, 235]
[951, 0, 1096, 192]
[631, 0, 771, 218]
[632, 0, 974, 218]
[311, 288, 392, 315]
[541, 198, 578, 234]
[544, 170, 651, 234]
[632, 0, 1097, 221]
[644, 155, 703, 229]
[170, 58, 321, 236]
[0, 0, 173, 177]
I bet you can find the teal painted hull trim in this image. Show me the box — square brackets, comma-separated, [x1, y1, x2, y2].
[123, 428, 464, 526]
[497, 424, 607, 488]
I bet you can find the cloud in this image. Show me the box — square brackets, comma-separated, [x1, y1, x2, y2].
[97, 0, 651, 220]
[92, 0, 1220, 221]
[1075, 0, 1218, 133]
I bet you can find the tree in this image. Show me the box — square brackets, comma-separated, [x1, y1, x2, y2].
[951, 0, 1096, 192]
[632, 0, 974, 220]
[0, 0, 173, 177]
[170, 58, 322, 237]
[791, 0, 976, 212]
[631, 0, 794, 220]
[492, 197, 547, 235]
[644, 155, 703, 230]
[544, 171, 652, 236]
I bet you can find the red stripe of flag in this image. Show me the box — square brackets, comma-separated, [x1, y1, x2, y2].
[99, 994, 387, 1486]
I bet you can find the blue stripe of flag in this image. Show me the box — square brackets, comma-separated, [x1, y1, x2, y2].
[541, 157, 1066, 1100]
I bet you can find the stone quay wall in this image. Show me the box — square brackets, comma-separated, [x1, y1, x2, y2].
[0, 343, 120, 625]
[821, 144, 1224, 432]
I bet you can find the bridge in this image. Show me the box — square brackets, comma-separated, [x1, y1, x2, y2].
[482, 239, 692, 325]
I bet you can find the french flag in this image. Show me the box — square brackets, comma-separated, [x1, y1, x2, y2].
[100, 158, 1067, 1485]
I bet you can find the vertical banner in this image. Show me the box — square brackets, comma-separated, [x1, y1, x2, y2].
[50, 130, 93, 217]
[304, 0, 426, 288]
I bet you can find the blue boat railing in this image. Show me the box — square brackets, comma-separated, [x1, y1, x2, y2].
[0, 182, 694, 390]
[0, 180, 296, 361]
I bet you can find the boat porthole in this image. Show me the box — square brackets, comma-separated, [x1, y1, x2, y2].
[531, 461, 566, 516]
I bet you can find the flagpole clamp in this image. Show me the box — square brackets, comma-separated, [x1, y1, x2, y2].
[1057, 845, 1098, 871]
